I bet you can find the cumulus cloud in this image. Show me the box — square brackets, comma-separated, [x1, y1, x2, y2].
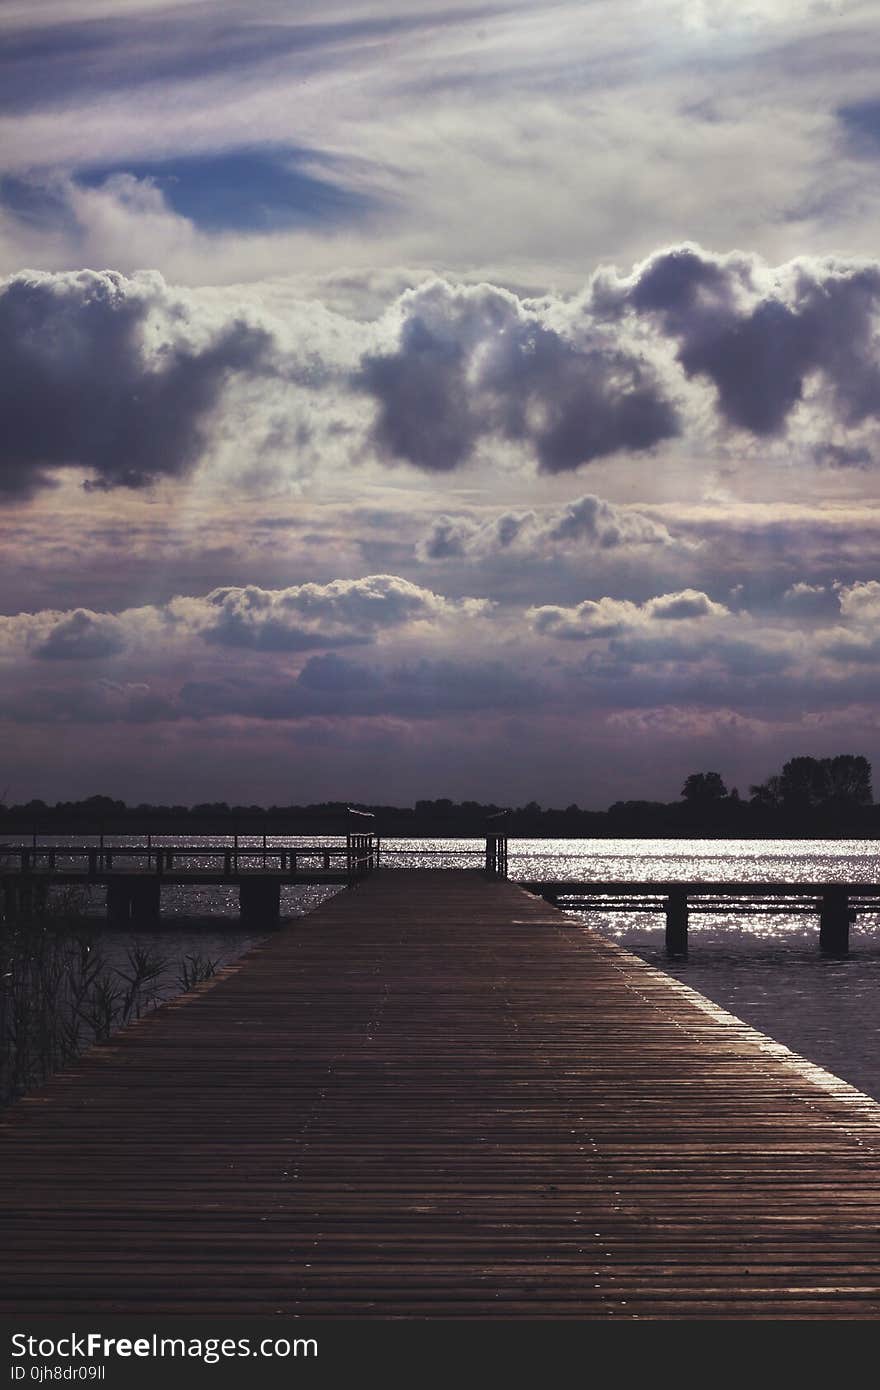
[0, 574, 490, 661]
[0, 267, 275, 498]
[416, 493, 688, 560]
[8, 248, 880, 506]
[35, 608, 128, 660]
[530, 588, 730, 640]
[356, 279, 679, 473]
[836, 579, 880, 626]
[592, 244, 880, 439]
[179, 574, 490, 650]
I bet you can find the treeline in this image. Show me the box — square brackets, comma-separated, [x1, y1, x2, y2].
[0, 754, 877, 837]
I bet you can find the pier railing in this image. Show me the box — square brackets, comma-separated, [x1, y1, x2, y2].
[484, 812, 509, 880]
[0, 839, 378, 879]
[0, 818, 380, 925]
[345, 808, 378, 885]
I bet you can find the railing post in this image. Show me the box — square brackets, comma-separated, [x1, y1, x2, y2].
[665, 889, 688, 956]
[820, 887, 850, 955]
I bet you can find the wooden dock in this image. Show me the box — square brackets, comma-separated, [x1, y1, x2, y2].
[4, 869, 880, 1318]
[0, 833, 378, 925]
[528, 879, 880, 955]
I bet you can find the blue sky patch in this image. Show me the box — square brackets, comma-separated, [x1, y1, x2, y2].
[77, 148, 376, 232]
[837, 100, 880, 151]
[0, 175, 72, 228]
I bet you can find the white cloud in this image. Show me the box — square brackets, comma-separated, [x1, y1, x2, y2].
[836, 579, 880, 625]
[416, 493, 691, 560]
[0, 575, 492, 663]
[529, 588, 731, 639]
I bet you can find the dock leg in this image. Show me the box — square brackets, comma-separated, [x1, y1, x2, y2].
[107, 881, 133, 925]
[665, 890, 688, 956]
[820, 888, 849, 955]
[239, 879, 281, 927]
[130, 880, 161, 927]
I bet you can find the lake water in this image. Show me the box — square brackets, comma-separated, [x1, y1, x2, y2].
[7, 834, 880, 1103]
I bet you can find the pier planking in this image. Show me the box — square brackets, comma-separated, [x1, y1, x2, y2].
[3, 869, 880, 1317]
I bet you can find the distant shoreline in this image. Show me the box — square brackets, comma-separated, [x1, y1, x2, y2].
[1, 816, 877, 841]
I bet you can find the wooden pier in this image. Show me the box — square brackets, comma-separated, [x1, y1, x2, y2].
[0, 830, 378, 926]
[4, 869, 880, 1318]
[527, 879, 880, 955]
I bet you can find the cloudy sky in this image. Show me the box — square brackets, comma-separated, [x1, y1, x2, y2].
[3, 0, 880, 808]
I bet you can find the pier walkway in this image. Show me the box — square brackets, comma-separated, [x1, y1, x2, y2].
[4, 869, 880, 1317]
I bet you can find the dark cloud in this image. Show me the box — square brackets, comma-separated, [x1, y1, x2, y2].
[358, 312, 481, 471]
[0, 269, 271, 498]
[602, 633, 792, 680]
[0, 678, 173, 724]
[813, 442, 874, 469]
[177, 652, 542, 721]
[357, 280, 679, 472]
[417, 516, 475, 560]
[595, 245, 880, 438]
[782, 582, 836, 616]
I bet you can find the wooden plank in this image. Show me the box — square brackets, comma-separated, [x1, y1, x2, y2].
[3, 869, 880, 1318]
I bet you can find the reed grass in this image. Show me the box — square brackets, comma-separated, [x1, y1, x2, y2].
[0, 888, 218, 1106]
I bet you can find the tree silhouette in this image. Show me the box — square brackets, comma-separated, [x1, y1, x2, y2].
[681, 771, 728, 804]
